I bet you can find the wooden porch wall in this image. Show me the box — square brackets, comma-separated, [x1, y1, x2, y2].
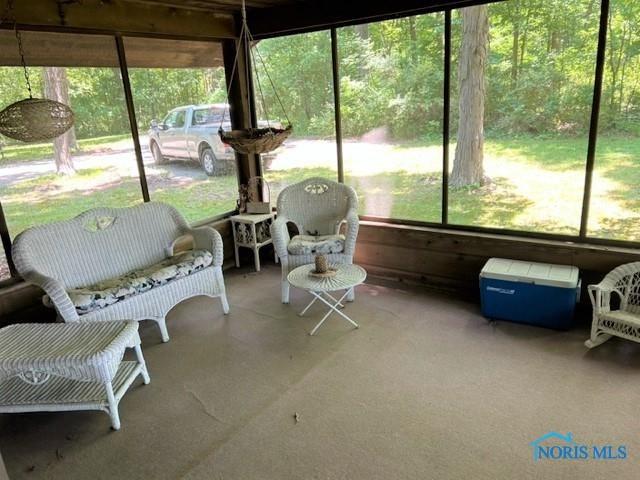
[355, 221, 640, 306]
[0, 219, 235, 328]
[2, 219, 640, 327]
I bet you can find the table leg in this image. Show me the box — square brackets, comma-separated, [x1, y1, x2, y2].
[105, 381, 120, 430]
[299, 292, 344, 317]
[299, 294, 320, 316]
[233, 223, 240, 268]
[323, 291, 345, 309]
[251, 223, 261, 271]
[309, 288, 358, 336]
[134, 342, 151, 385]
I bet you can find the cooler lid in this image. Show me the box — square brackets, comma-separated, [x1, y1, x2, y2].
[480, 258, 579, 288]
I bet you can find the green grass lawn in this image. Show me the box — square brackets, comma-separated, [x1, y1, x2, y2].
[343, 135, 640, 240]
[0, 134, 131, 165]
[1, 135, 638, 242]
[0, 168, 239, 236]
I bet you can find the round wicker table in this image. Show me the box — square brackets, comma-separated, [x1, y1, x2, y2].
[287, 263, 367, 335]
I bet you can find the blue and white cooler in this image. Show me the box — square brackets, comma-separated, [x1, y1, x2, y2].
[479, 258, 580, 330]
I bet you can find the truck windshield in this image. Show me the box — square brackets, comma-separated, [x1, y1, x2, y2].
[193, 107, 226, 125]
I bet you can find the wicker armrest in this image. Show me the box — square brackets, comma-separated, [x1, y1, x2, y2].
[587, 283, 615, 313]
[343, 209, 360, 257]
[185, 226, 224, 267]
[271, 215, 291, 259]
[24, 270, 79, 322]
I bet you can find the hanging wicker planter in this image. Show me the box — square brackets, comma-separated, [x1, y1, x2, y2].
[219, 125, 292, 155]
[0, 16, 75, 143]
[218, 0, 293, 155]
[0, 98, 75, 143]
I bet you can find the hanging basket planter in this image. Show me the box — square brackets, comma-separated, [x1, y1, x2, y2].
[219, 125, 292, 155]
[0, 20, 75, 143]
[218, 0, 293, 155]
[0, 98, 75, 143]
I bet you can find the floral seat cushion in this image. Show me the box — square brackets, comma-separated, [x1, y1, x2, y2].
[68, 249, 213, 315]
[287, 234, 345, 256]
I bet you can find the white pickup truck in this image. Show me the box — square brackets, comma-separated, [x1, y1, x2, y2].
[148, 104, 236, 176]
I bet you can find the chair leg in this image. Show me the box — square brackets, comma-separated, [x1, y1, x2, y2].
[220, 293, 230, 314]
[157, 318, 170, 343]
[585, 332, 612, 349]
[346, 288, 355, 302]
[585, 315, 612, 349]
[282, 280, 290, 304]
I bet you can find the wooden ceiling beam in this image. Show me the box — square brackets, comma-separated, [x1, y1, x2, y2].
[121, 0, 239, 13]
[125, 0, 282, 13]
[248, 0, 504, 38]
[120, 0, 278, 13]
[0, 0, 237, 39]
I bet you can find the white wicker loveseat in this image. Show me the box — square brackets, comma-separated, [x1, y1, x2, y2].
[12, 202, 229, 343]
[271, 177, 359, 303]
[586, 261, 640, 348]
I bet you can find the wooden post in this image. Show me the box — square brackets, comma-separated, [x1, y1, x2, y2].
[442, 9, 451, 224]
[0, 200, 15, 277]
[330, 28, 344, 183]
[115, 34, 150, 202]
[222, 37, 260, 191]
[579, 0, 610, 238]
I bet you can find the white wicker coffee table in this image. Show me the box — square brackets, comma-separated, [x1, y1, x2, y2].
[0, 321, 150, 430]
[287, 263, 367, 335]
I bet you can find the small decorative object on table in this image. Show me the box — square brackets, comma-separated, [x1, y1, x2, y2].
[231, 212, 278, 272]
[310, 254, 336, 278]
[237, 184, 249, 213]
[315, 254, 328, 273]
[246, 176, 271, 214]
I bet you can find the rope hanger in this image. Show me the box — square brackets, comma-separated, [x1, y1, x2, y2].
[218, 0, 292, 155]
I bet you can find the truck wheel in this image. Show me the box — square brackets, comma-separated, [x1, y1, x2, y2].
[151, 142, 165, 165]
[200, 147, 219, 176]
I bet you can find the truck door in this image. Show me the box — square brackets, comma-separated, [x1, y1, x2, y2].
[160, 109, 188, 158]
[185, 108, 199, 160]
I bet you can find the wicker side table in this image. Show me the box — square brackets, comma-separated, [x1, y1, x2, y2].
[288, 263, 367, 335]
[0, 321, 150, 430]
[231, 213, 278, 272]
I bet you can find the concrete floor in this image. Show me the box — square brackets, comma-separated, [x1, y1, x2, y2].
[1, 265, 639, 479]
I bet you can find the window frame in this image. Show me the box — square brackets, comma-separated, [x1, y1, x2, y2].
[322, 0, 629, 247]
[0, 30, 238, 286]
[0, 0, 636, 289]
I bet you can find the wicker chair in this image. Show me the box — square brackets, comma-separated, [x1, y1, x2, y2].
[586, 262, 640, 348]
[271, 177, 359, 304]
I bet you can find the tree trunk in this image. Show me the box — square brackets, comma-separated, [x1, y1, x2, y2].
[451, 5, 489, 187]
[355, 24, 369, 40]
[407, 17, 417, 62]
[43, 66, 75, 175]
[511, 24, 519, 86]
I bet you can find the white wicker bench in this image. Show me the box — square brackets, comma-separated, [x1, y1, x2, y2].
[11, 202, 229, 343]
[0, 321, 150, 430]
